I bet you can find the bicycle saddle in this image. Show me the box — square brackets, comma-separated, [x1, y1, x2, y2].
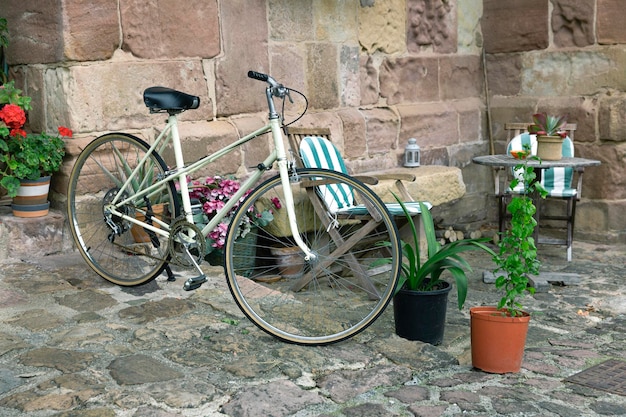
[143, 87, 200, 112]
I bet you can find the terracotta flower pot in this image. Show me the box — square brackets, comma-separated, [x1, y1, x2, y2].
[470, 306, 530, 373]
[11, 176, 51, 218]
[130, 203, 166, 243]
[536, 135, 564, 161]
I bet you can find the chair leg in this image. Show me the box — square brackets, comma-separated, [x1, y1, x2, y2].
[566, 198, 577, 262]
[498, 195, 506, 235]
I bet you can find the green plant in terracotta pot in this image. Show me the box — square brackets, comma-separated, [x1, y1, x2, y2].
[528, 112, 568, 161]
[470, 149, 548, 373]
[378, 195, 495, 344]
[1, 82, 70, 196]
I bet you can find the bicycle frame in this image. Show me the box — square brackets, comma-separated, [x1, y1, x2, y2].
[106, 89, 315, 261]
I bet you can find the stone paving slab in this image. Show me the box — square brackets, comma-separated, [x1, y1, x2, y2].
[0, 241, 625, 416]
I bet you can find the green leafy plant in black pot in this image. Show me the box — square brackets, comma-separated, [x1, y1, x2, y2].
[379, 195, 495, 344]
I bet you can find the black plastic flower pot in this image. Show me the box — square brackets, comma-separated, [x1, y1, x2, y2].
[392, 280, 451, 345]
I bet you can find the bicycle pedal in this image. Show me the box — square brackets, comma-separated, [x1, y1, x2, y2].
[183, 274, 207, 291]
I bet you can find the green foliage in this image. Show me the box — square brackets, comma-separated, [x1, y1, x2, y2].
[378, 195, 495, 310]
[494, 149, 548, 316]
[0, 81, 32, 110]
[0, 131, 66, 196]
[528, 113, 567, 137]
[1, 80, 67, 197]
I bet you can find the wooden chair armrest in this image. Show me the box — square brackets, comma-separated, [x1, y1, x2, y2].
[361, 171, 416, 182]
[352, 175, 379, 185]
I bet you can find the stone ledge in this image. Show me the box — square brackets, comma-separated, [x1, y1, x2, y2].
[366, 166, 466, 206]
[0, 206, 65, 261]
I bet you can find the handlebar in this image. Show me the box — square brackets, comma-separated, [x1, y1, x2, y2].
[248, 70, 303, 122]
[248, 70, 280, 88]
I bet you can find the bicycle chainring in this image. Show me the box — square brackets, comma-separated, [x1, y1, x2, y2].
[168, 217, 206, 268]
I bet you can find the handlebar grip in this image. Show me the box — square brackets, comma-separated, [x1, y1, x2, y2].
[248, 71, 268, 82]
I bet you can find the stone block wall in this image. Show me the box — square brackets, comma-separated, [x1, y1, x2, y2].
[2, 0, 625, 243]
[483, 0, 626, 243]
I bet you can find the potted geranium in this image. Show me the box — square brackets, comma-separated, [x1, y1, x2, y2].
[185, 175, 278, 265]
[470, 148, 547, 373]
[527, 112, 568, 161]
[0, 81, 71, 217]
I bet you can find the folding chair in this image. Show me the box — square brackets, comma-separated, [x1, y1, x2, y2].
[297, 134, 432, 258]
[496, 123, 581, 261]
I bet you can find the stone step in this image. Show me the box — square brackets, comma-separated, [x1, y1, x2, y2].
[0, 205, 68, 261]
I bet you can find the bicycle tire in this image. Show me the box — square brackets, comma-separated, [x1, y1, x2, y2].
[67, 133, 180, 286]
[224, 168, 401, 345]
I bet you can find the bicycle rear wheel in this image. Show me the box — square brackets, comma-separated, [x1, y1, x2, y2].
[67, 133, 180, 286]
[224, 168, 401, 345]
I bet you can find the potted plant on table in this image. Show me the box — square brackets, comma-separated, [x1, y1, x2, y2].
[470, 149, 548, 373]
[528, 112, 568, 161]
[0, 81, 71, 217]
[379, 196, 495, 345]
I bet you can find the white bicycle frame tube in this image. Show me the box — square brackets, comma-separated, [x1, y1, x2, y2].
[109, 111, 315, 260]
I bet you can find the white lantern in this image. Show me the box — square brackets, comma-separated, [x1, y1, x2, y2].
[404, 138, 420, 167]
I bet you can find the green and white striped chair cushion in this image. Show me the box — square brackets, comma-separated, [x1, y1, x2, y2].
[299, 136, 430, 216]
[506, 133, 577, 198]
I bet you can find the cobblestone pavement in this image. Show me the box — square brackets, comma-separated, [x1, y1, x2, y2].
[0, 240, 625, 417]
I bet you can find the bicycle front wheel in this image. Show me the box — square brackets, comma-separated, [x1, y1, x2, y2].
[67, 133, 180, 286]
[224, 168, 401, 345]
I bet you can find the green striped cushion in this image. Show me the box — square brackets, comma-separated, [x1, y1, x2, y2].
[506, 133, 576, 198]
[299, 136, 425, 215]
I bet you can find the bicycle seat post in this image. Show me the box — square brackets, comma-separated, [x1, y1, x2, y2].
[168, 114, 193, 220]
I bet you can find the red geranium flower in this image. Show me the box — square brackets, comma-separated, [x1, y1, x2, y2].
[58, 126, 73, 137]
[0, 104, 26, 129]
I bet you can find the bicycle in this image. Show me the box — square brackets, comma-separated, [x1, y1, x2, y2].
[67, 70, 401, 345]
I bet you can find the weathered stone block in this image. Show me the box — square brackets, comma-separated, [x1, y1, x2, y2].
[268, 0, 313, 41]
[358, 0, 406, 54]
[216, 0, 269, 117]
[49, 58, 211, 134]
[486, 54, 523, 97]
[269, 44, 306, 94]
[231, 116, 271, 175]
[454, 98, 484, 145]
[575, 143, 626, 200]
[599, 96, 626, 141]
[552, 0, 595, 47]
[457, 0, 483, 53]
[521, 49, 626, 97]
[359, 55, 379, 106]
[440, 55, 482, 100]
[64, 0, 119, 61]
[3, 0, 64, 64]
[397, 103, 459, 149]
[315, 1, 358, 42]
[0, 208, 65, 260]
[407, 0, 457, 53]
[379, 57, 439, 105]
[174, 121, 241, 178]
[340, 46, 360, 107]
[369, 166, 466, 207]
[483, 0, 548, 53]
[121, 0, 220, 59]
[338, 108, 367, 161]
[362, 108, 399, 155]
[597, 0, 626, 44]
[306, 43, 339, 110]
